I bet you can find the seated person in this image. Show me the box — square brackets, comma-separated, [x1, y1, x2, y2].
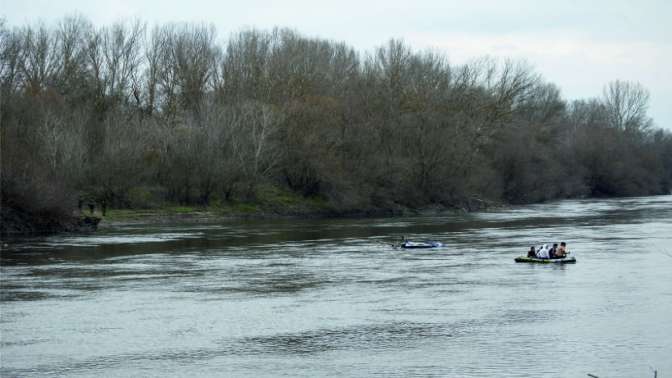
[549, 243, 559, 258]
[527, 246, 536, 258]
[535, 244, 550, 259]
[555, 242, 568, 258]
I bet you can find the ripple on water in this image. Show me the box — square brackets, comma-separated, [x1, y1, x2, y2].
[42, 232, 203, 247]
[223, 321, 457, 356]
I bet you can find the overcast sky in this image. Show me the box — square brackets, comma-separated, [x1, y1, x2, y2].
[3, 0, 671, 129]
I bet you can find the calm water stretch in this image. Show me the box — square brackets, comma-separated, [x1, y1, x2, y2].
[1, 196, 671, 377]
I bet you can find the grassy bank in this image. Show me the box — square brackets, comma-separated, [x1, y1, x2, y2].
[98, 186, 337, 226]
[98, 196, 498, 228]
[3, 183, 499, 235]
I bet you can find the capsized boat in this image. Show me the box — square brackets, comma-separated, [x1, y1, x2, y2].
[514, 256, 576, 264]
[400, 240, 443, 249]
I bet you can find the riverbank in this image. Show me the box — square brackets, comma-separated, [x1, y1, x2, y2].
[1, 187, 499, 235]
[0, 205, 100, 236]
[97, 198, 497, 229]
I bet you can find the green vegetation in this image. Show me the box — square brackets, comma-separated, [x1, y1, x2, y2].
[100, 187, 331, 223]
[1, 17, 671, 233]
[105, 206, 199, 220]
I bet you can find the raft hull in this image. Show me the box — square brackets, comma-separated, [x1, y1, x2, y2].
[514, 256, 576, 264]
[400, 241, 443, 249]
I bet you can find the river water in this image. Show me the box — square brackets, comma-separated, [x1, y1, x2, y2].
[1, 196, 671, 377]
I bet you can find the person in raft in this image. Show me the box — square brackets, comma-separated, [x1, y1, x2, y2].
[555, 242, 568, 258]
[549, 243, 559, 258]
[527, 246, 536, 258]
[535, 244, 551, 259]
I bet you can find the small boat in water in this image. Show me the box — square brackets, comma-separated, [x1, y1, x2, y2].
[400, 240, 443, 249]
[514, 256, 576, 264]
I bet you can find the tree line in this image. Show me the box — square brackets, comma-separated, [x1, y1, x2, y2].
[1, 16, 671, 221]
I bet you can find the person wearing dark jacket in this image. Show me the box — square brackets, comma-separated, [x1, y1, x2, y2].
[549, 243, 559, 258]
[527, 246, 536, 258]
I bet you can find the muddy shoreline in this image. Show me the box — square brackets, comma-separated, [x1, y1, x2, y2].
[99, 201, 500, 228]
[2, 198, 500, 237]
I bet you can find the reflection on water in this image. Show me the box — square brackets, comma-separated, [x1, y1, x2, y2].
[1, 196, 671, 377]
[48, 232, 205, 247]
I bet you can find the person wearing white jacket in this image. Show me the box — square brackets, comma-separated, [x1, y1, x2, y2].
[535, 244, 550, 259]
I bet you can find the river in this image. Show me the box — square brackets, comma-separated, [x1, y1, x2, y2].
[1, 196, 671, 377]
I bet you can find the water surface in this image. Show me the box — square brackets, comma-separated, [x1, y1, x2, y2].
[2, 196, 671, 377]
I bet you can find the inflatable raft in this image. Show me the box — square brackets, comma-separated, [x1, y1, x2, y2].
[515, 256, 576, 264]
[400, 241, 443, 249]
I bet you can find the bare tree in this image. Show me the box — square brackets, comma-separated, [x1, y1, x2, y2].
[159, 23, 219, 120]
[18, 23, 60, 94]
[603, 80, 652, 132]
[101, 20, 145, 102]
[1, 20, 24, 97]
[228, 101, 284, 195]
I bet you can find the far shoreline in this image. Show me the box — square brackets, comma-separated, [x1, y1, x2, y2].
[96, 201, 499, 229]
[5, 194, 670, 237]
[1, 199, 500, 237]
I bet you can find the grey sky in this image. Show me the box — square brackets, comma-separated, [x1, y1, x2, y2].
[2, 0, 671, 129]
